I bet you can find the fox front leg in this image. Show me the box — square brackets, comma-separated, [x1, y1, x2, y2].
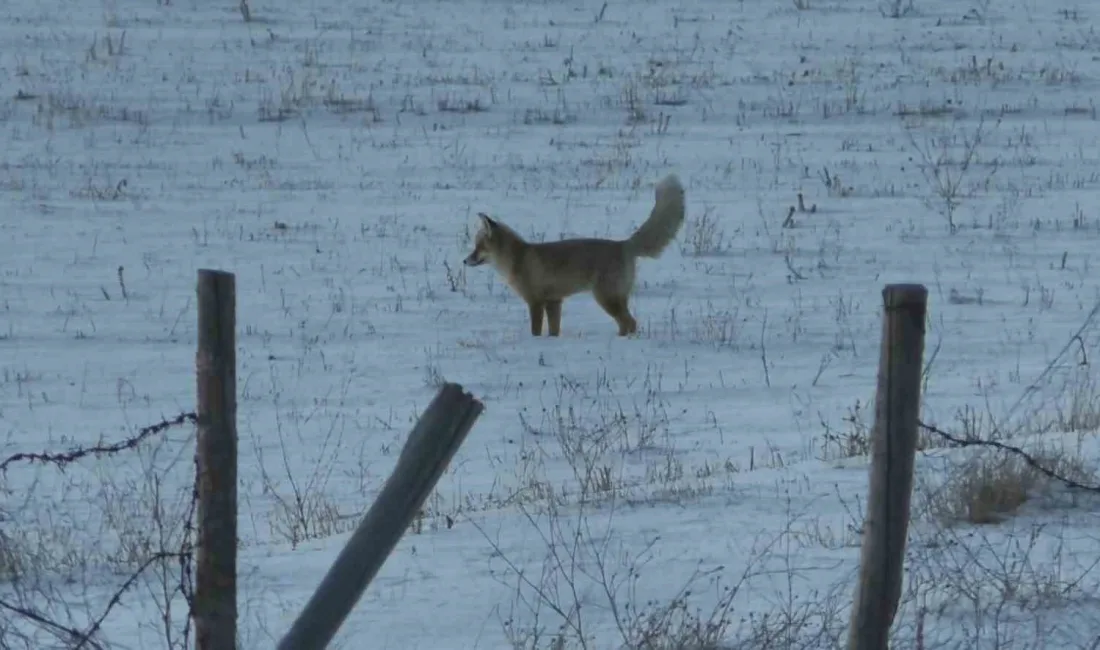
[545, 300, 563, 337]
[527, 301, 545, 336]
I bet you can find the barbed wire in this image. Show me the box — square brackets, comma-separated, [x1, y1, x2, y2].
[1, 412, 199, 649]
[0, 598, 106, 650]
[917, 419, 1100, 494]
[1000, 299, 1100, 429]
[0, 412, 198, 474]
[912, 297, 1100, 497]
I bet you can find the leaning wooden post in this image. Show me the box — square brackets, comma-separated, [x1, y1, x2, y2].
[276, 383, 483, 650]
[195, 270, 238, 650]
[847, 284, 927, 650]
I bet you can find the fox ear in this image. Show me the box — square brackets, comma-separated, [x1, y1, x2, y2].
[477, 212, 497, 232]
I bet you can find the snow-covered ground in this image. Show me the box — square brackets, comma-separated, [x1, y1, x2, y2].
[3, 0, 1100, 647]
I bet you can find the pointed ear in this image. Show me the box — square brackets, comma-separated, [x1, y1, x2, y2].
[477, 212, 497, 232]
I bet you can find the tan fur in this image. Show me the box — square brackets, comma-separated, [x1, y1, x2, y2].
[463, 173, 685, 337]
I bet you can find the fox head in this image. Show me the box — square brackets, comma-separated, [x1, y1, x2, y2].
[463, 213, 498, 267]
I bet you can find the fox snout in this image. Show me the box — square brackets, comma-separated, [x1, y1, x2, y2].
[463, 250, 487, 266]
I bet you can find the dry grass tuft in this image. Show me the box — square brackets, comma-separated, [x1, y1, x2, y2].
[928, 446, 1097, 525]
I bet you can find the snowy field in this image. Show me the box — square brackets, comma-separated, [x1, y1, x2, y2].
[3, 0, 1100, 647]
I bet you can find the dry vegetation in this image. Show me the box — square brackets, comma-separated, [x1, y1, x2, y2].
[4, 0, 1100, 647]
[4, 353, 1099, 648]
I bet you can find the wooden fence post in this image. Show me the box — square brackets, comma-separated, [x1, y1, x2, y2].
[195, 269, 238, 650]
[847, 283, 928, 650]
[276, 383, 484, 650]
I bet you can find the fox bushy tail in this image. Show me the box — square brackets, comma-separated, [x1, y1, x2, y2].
[625, 173, 686, 259]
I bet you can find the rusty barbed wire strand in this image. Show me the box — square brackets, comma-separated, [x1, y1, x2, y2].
[1, 412, 200, 649]
[0, 412, 197, 474]
[918, 419, 1100, 494]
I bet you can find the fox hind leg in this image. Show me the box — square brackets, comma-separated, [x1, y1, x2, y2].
[527, 301, 545, 336]
[545, 300, 563, 337]
[594, 291, 638, 336]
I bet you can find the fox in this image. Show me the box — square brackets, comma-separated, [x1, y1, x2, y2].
[462, 173, 686, 337]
